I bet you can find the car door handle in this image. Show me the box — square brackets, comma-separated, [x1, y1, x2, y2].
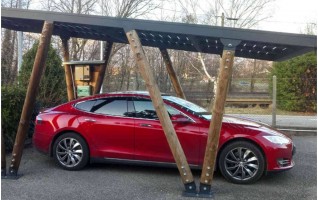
[84, 118, 96, 122]
[140, 123, 152, 127]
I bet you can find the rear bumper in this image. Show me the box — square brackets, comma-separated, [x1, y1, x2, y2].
[33, 131, 52, 154]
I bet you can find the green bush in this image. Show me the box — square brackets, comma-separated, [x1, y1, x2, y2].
[270, 52, 317, 112]
[1, 86, 39, 151]
[19, 41, 67, 108]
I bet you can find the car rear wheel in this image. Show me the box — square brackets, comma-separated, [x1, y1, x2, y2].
[218, 141, 265, 184]
[53, 133, 89, 170]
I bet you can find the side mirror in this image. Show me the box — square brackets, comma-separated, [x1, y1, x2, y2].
[171, 114, 192, 123]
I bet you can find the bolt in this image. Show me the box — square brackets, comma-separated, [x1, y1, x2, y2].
[10, 170, 14, 173]
[228, 43, 233, 47]
[186, 179, 189, 182]
[204, 187, 207, 190]
[189, 186, 192, 189]
[10, 165, 13, 167]
[12, 159, 15, 162]
[181, 166, 185, 169]
[225, 66, 228, 69]
[183, 173, 187, 176]
[205, 180, 208, 183]
[227, 51, 231, 55]
[206, 173, 209, 177]
[207, 166, 211, 170]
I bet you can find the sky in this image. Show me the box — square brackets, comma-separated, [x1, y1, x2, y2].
[257, 0, 317, 33]
[27, 0, 318, 34]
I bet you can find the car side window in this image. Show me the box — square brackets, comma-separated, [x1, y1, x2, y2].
[75, 100, 96, 112]
[133, 100, 158, 119]
[90, 98, 128, 116]
[133, 99, 184, 120]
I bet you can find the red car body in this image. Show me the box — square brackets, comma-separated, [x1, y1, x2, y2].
[33, 91, 295, 183]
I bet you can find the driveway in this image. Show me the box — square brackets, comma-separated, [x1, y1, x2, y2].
[1, 136, 316, 200]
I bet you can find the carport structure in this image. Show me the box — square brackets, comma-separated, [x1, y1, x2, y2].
[1, 7, 316, 197]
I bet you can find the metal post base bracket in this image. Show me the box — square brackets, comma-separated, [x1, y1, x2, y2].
[1, 168, 22, 180]
[198, 183, 214, 198]
[182, 182, 214, 198]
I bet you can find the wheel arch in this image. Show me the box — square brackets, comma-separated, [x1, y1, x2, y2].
[217, 137, 267, 171]
[49, 130, 90, 157]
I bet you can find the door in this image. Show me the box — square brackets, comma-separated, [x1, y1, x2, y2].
[133, 98, 201, 165]
[78, 97, 135, 159]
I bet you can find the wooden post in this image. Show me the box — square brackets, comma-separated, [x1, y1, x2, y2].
[8, 21, 54, 177]
[93, 41, 113, 94]
[61, 37, 75, 101]
[160, 48, 186, 99]
[1, 131, 6, 176]
[125, 30, 196, 194]
[199, 49, 236, 195]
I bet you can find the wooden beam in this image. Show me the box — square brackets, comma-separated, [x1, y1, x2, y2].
[199, 49, 235, 194]
[160, 48, 186, 99]
[93, 41, 113, 95]
[8, 21, 54, 177]
[125, 30, 196, 194]
[61, 37, 75, 101]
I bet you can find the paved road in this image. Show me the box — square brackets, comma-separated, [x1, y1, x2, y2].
[2, 136, 316, 200]
[229, 114, 317, 129]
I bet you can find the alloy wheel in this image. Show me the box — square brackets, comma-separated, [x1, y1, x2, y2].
[224, 147, 259, 181]
[56, 137, 83, 167]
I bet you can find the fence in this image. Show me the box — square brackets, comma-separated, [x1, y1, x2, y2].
[182, 76, 317, 128]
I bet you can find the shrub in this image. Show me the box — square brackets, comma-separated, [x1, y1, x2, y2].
[270, 52, 317, 112]
[1, 86, 39, 151]
[19, 41, 67, 108]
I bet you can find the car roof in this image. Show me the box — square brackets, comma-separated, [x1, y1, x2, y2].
[74, 91, 170, 102]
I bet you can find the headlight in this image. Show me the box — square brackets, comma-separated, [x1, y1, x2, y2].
[263, 136, 290, 145]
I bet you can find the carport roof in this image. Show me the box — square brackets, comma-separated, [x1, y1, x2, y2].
[1, 7, 317, 61]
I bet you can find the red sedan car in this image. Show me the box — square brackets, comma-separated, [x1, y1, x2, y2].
[33, 91, 295, 184]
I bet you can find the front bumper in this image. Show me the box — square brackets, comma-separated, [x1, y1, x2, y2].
[267, 142, 295, 171]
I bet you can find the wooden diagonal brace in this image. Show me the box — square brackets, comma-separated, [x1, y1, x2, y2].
[8, 21, 54, 177]
[160, 48, 186, 100]
[125, 29, 196, 194]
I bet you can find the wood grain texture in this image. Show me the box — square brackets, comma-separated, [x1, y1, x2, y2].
[160, 48, 186, 100]
[200, 50, 235, 185]
[126, 30, 194, 184]
[9, 21, 54, 175]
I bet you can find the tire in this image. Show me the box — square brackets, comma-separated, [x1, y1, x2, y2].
[53, 132, 89, 170]
[218, 141, 265, 184]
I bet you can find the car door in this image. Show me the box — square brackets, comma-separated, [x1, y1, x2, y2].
[77, 97, 135, 159]
[133, 98, 201, 165]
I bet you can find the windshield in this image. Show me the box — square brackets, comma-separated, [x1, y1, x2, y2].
[162, 96, 208, 113]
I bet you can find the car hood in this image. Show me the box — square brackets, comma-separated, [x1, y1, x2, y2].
[202, 114, 291, 138]
[202, 114, 263, 128]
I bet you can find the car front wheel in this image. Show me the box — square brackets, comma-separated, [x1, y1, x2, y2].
[218, 141, 265, 184]
[53, 132, 89, 170]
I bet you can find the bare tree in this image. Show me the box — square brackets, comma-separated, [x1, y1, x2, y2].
[1, 0, 32, 85]
[100, 0, 160, 18]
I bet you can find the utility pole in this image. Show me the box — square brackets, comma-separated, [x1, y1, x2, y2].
[221, 12, 225, 27]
